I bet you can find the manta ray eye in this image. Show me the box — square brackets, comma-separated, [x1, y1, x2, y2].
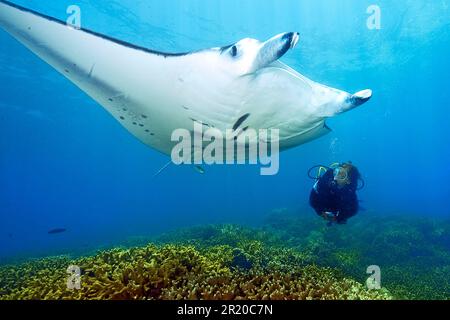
[230, 45, 238, 57]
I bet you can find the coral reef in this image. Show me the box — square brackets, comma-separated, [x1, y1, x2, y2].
[263, 211, 450, 300]
[2, 212, 448, 300]
[0, 241, 390, 300]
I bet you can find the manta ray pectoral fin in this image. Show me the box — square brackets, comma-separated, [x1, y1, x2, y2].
[280, 122, 332, 151]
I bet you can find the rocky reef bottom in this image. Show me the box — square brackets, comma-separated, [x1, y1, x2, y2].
[1, 211, 449, 300]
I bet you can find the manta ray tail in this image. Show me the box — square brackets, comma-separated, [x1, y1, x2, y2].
[153, 161, 173, 178]
[153, 162, 205, 178]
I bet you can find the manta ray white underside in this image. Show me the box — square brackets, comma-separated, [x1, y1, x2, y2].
[0, 0, 372, 157]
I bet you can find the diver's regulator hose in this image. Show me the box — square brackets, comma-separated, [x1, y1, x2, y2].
[307, 164, 365, 190]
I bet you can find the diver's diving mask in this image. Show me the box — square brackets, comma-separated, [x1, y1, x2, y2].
[333, 166, 350, 186]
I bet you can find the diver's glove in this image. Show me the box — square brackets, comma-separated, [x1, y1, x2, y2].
[321, 211, 338, 224]
[324, 211, 336, 219]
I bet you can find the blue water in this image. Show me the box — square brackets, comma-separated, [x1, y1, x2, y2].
[0, 0, 449, 261]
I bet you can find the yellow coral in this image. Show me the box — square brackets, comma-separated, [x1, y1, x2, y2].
[0, 242, 391, 300]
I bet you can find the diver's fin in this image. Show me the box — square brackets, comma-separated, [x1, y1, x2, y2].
[153, 161, 173, 178]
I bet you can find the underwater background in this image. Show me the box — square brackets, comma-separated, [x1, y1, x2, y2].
[0, 0, 449, 299]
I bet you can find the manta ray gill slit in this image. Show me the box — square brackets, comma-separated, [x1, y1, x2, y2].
[233, 113, 251, 131]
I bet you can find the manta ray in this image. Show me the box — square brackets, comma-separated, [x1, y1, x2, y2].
[0, 1, 372, 161]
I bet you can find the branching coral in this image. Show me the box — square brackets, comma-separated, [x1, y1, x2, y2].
[0, 241, 391, 300]
[161, 264, 391, 300]
[262, 211, 450, 300]
[6, 214, 447, 300]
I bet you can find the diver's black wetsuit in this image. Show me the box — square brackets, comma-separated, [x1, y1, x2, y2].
[309, 169, 359, 224]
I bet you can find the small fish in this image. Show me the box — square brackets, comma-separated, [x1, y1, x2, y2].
[47, 228, 67, 234]
[80, 268, 96, 277]
[194, 165, 205, 174]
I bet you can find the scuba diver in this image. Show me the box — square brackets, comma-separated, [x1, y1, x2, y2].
[308, 162, 363, 225]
